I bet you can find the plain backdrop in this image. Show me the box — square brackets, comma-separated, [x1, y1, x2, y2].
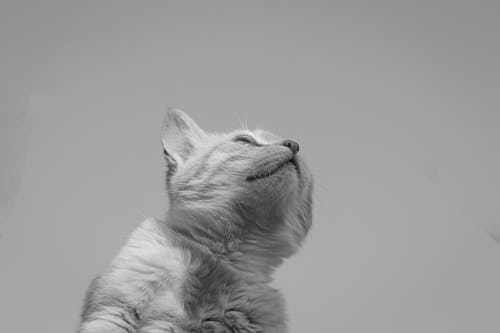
[1, 1, 500, 332]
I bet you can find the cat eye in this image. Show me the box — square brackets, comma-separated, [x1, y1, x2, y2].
[234, 135, 258, 146]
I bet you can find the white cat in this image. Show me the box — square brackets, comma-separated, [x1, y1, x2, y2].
[78, 109, 313, 333]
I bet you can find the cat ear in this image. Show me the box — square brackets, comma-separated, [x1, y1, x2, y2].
[161, 108, 206, 166]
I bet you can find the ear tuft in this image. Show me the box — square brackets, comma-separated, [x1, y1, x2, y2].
[161, 108, 205, 166]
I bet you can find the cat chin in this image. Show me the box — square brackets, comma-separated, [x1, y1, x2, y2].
[246, 162, 298, 182]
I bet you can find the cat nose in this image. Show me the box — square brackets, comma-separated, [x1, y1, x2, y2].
[281, 139, 300, 155]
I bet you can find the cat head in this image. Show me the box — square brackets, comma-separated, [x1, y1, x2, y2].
[162, 108, 313, 272]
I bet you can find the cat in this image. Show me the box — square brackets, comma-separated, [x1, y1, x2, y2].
[78, 108, 313, 333]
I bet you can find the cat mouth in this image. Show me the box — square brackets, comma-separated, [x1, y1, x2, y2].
[246, 158, 298, 182]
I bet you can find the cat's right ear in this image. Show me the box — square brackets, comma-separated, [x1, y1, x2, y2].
[161, 108, 206, 169]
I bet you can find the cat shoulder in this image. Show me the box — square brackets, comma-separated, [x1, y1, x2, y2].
[108, 218, 189, 291]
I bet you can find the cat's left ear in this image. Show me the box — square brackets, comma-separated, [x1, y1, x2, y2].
[161, 108, 206, 167]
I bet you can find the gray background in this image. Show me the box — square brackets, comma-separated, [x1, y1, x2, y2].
[1, 1, 500, 332]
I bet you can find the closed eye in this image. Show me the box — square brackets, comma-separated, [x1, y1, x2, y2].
[233, 135, 259, 146]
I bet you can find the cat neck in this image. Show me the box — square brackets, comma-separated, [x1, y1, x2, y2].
[163, 209, 281, 282]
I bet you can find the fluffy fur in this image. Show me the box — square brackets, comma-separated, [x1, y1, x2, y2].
[78, 109, 313, 333]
